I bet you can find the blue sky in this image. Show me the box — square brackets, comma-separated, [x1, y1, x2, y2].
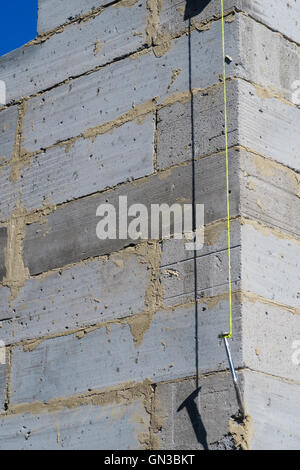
[0, 0, 38, 56]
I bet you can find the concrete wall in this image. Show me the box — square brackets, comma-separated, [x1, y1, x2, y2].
[0, 0, 299, 449]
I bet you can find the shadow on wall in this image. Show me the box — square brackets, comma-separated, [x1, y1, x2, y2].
[177, 0, 214, 450]
[184, 0, 212, 20]
[177, 387, 209, 450]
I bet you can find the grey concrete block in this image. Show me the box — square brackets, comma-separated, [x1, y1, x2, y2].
[238, 11, 300, 102]
[239, 0, 300, 45]
[38, 0, 113, 34]
[242, 296, 300, 382]
[157, 141, 300, 238]
[161, 0, 300, 45]
[0, 227, 7, 281]
[155, 373, 240, 450]
[160, 0, 238, 36]
[10, 299, 242, 404]
[240, 152, 300, 238]
[161, 214, 300, 312]
[157, 82, 239, 170]
[157, 79, 300, 172]
[0, 164, 18, 221]
[21, 21, 239, 151]
[0, 1, 147, 103]
[0, 248, 150, 345]
[244, 370, 300, 450]
[158, 370, 300, 450]
[6, 115, 154, 213]
[161, 218, 241, 267]
[0, 287, 11, 321]
[241, 221, 300, 309]
[160, 244, 241, 307]
[23, 151, 240, 275]
[0, 106, 18, 166]
[0, 398, 149, 450]
[161, 7, 300, 103]
[239, 80, 300, 172]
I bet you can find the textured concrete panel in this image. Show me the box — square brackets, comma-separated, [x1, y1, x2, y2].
[242, 296, 300, 382]
[161, 9, 300, 103]
[238, 12, 300, 102]
[23, 152, 240, 274]
[0, 1, 147, 103]
[157, 81, 239, 170]
[239, 80, 300, 172]
[0, 106, 18, 166]
[0, 248, 150, 344]
[161, 0, 300, 44]
[0, 164, 18, 221]
[3, 116, 154, 215]
[160, 0, 239, 36]
[21, 21, 239, 151]
[155, 373, 240, 450]
[38, 0, 113, 33]
[157, 79, 300, 172]
[161, 218, 241, 266]
[241, 222, 300, 309]
[240, 152, 300, 238]
[160, 244, 240, 307]
[0, 398, 149, 450]
[0, 287, 11, 321]
[10, 299, 242, 404]
[244, 370, 300, 450]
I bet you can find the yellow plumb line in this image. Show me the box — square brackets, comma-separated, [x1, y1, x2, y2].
[220, 0, 232, 339]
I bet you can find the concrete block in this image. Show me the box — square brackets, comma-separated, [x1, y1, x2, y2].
[155, 373, 240, 450]
[10, 299, 242, 404]
[241, 221, 300, 309]
[161, 218, 241, 266]
[7, 115, 154, 213]
[238, 12, 300, 102]
[157, 81, 239, 170]
[38, 0, 113, 34]
[240, 152, 300, 238]
[0, 164, 18, 221]
[0, 287, 11, 321]
[160, 0, 300, 45]
[23, 152, 240, 274]
[160, 216, 300, 313]
[239, 0, 300, 45]
[0, 248, 150, 344]
[239, 80, 300, 172]
[0, 398, 149, 450]
[244, 370, 300, 450]
[0, 228, 7, 281]
[160, 0, 239, 36]
[160, 7, 300, 103]
[157, 79, 300, 172]
[0, 106, 18, 165]
[21, 21, 239, 151]
[158, 370, 300, 450]
[157, 140, 300, 237]
[242, 296, 300, 382]
[160, 239, 241, 307]
[0, 1, 147, 103]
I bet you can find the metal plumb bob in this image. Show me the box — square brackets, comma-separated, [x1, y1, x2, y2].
[222, 335, 246, 420]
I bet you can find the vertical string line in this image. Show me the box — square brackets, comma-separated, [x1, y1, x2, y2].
[220, 0, 232, 339]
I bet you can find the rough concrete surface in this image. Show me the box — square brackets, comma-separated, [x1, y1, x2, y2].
[0, 0, 299, 451]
